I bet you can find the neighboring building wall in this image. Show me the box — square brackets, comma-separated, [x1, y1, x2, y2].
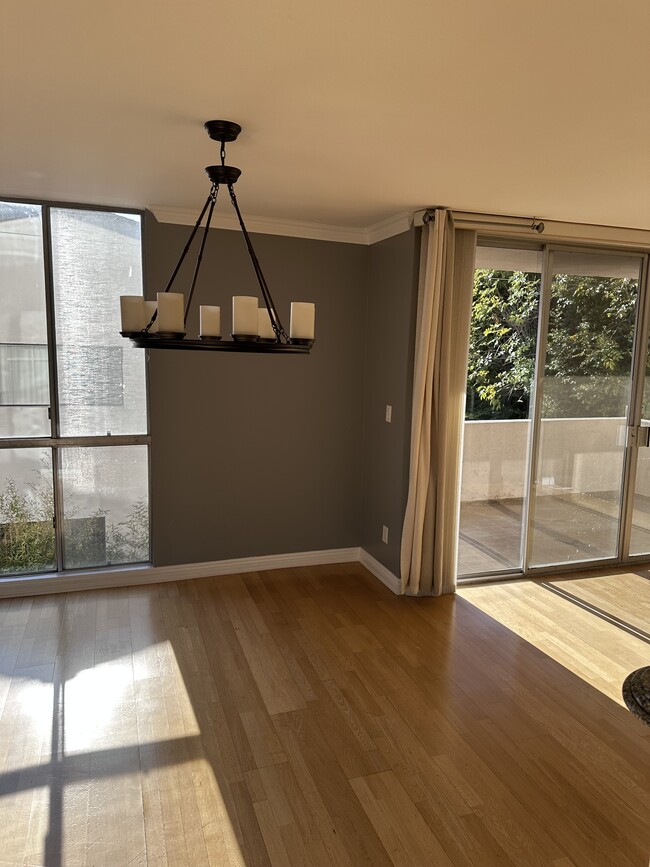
[145, 213, 369, 566]
[360, 229, 420, 576]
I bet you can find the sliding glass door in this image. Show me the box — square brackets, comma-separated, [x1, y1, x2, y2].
[459, 242, 649, 579]
[458, 245, 541, 575]
[528, 250, 642, 568]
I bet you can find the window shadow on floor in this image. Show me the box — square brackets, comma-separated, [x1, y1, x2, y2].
[1, 566, 650, 865]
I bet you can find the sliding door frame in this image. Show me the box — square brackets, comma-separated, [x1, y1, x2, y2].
[459, 238, 650, 583]
[520, 246, 552, 573]
[619, 252, 650, 563]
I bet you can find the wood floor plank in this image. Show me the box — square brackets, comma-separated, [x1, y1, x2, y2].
[550, 571, 650, 634]
[0, 564, 649, 865]
[219, 574, 307, 716]
[350, 770, 454, 866]
[272, 707, 392, 867]
[458, 577, 650, 704]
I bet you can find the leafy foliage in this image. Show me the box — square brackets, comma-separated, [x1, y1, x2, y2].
[0, 478, 55, 574]
[543, 273, 637, 418]
[466, 269, 539, 420]
[0, 470, 149, 574]
[106, 497, 149, 564]
[466, 268, 639, 420]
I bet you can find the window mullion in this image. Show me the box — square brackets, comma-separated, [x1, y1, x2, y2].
[51, 445, 65, 571]
[42, 205, 61, 439]
[41, 205, 66, 571]
[0, 435, 151, 449]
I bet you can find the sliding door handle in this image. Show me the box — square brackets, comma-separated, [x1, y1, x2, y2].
[626, 425, 650, 447]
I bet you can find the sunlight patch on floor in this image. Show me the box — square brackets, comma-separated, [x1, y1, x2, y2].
[1, 637, 246, 866]
[62, 641, 200, 752]
[458, 573, 649, 704]
[11, 675, 53, 738]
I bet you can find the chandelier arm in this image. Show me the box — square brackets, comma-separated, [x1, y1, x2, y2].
[161, 188, 214, 296]
[184, 185, 219, 324]
[227, 185, 289, 342]
[142, 188, 215, 334]
[227, 185, 282, 334]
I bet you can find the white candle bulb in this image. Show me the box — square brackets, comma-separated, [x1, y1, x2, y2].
[258, 307, 275, 340]
[232, 296, 258, 335]
[157, 292, 185, 333]
[143, 300, 158, 333]
[290, 302, 315, 340]
[200, 305, 221, 338]
[120, 296, 145, 332]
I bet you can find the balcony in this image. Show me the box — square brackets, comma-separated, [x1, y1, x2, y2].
[459, 417, 650, 575]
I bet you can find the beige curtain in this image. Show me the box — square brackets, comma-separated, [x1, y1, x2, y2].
[400, 211, 476, 596]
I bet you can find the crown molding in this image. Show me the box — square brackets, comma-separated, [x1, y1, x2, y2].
[149, 205, 413, 246]
[150, 203, 650, 249]
[150, 205, 370, 245]
[366, 211, 413, 244]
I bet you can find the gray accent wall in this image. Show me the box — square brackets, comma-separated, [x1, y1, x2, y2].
[145, 212, 368, 566]
[361, 229, 420, 575]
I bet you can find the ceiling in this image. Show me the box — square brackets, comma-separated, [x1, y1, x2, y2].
[1, 0, 649, 232]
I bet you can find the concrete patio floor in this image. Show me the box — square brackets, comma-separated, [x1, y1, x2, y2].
[458, 492, 650, 576]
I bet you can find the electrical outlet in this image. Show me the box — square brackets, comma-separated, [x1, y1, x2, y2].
[382, 525, 389, 544]
[385, 404, 392, 423]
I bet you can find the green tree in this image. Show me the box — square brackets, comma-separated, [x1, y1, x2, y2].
[466, 269, 539, 420]
[543, 272, 637, 418]
[466, 268, 640, 420]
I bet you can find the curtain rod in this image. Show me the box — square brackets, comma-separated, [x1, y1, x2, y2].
[419, 208, 545, 234]
[412, 208, 650, 251]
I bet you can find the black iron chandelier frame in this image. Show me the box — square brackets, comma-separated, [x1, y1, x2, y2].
[125, 120, 312, 354]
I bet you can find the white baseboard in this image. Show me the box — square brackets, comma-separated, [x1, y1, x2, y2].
[0, 547, 361, 599]
[358, 549, 401, 595]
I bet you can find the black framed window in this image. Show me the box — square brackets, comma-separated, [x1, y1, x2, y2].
[0, 199, 150, 576]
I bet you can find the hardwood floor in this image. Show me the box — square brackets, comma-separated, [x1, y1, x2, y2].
[458, 568, 650, 705]
[0, 563, 648, 866]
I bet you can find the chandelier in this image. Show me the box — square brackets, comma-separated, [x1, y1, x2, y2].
[119, 120, 315, 354]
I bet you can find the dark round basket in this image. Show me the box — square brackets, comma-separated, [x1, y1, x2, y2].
[622, 666, 650, 726]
